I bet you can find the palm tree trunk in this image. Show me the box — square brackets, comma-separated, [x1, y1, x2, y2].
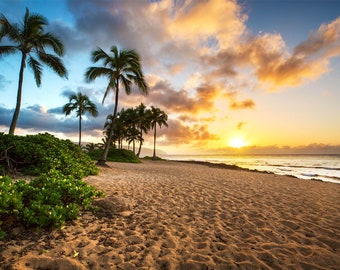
[79, 114, 82, 146]
[9, 52, 26, 135]
[137, 142, 142, 157]
[137, 128, 143, 157]
[153, 124, 157, 160]
[99, 81, 119, 164]
[133, 127, 136, 154]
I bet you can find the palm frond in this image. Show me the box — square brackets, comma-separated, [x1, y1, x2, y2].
[84, 66, 112, 82]
[23, 9, 48, 39]
[27, 55, 42, 86]
[37, 52, 68, 78]
[91, 47, 110, 63]
[39, 32, 65, 56]
[102, 79, 116, 104]
[62, 102, 76, 116]
[0, 45, 18, 56]
[0, 14, 21, 43]
[120, 76, 132, 95]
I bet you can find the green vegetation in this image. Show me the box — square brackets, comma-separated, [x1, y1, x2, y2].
[0, 133, 98, 178]
[84, 45, 148, 164]
[86, 148, 141, 163]
[63, 92, 98, 146]
[142, 156, 164, 161]
[0, 172, 103, 234]
[149, 106, 168, 160]
[103, 103, 168, 159]
[0, 133, 103, 238]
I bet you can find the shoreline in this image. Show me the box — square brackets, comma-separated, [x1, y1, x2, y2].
[168, 156, 340, 184]
[1, 160, 339, 269]
[174, 159, 327, 183]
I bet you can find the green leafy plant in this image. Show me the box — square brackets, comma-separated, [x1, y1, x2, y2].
[0, 133, 98, 178]
[0, 172, 104, 231]
[142, 156, 164, 161]
[0, 133, 105, 234]
[86, 148, 141, 163]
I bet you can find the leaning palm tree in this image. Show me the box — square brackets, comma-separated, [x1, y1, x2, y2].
[84, 45, 148, 164]
[0, 8, 68, 134]
[63, 92, 98, 146]
[149, 106, 168, 160]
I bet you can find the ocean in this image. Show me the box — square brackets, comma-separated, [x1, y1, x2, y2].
[164, 154, 340, 184]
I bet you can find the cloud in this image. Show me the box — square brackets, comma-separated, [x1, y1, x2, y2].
[0, 106, 13, 126]
[142, 77, 220, 115]
[0, 74, 11, 91]
[214, 143, 340, 155]
[229, 98, 255, 110]
[155, 119, 219, 146]
[48, 20, 89, 56]
[0, 103, 104, 137]
[168, 0, 247, 49]
[294, 17, 340, 58]
[237, 122, 246, 130]
[203, 16, 340, 91]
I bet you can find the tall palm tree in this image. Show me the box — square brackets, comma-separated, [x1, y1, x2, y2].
[150, 106, 168, 160]
[0, 8, 68, 134]
[84, 45, 148, 164]
[63, 92, 98, 146]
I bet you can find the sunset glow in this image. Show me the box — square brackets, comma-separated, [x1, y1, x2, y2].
[228, 137, 249, 149]
[0, 0, 339, 155]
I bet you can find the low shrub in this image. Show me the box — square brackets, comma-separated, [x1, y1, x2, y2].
[142, 156, 164, 161]
[0, 171, 104, 236]
[0, 133, 98, 178]
[87, 148, 141, 163]
[0, 133, 104, 237]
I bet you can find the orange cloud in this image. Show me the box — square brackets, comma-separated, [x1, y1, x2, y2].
[168, 0, 247, 49]
[203, 17, 340, 91]
[166, 63, 185, 75]
[237, 122, 247, 130]
[229, 99, 255, 110]
[156, 119, 219, 146]
[294, 17, 340, 57]
[251, 18, 340, 89]
[144, 78, 220, 114]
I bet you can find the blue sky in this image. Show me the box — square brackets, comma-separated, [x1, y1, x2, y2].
[1, 0, 340, 154]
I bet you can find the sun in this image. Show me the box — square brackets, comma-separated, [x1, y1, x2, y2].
[229, 137, 248, 149]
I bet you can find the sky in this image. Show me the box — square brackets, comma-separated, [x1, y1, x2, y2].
[0, 0, 340, 155]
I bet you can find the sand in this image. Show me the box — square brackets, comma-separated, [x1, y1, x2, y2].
[1, 160, 339, 269]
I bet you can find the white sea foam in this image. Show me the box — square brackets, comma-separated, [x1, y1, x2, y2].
[165, 154, 340, 184]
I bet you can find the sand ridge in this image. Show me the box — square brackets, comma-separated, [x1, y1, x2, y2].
[1, 160, 339, 269]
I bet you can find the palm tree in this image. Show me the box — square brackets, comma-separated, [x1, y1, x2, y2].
[104, 113, 124, 149]
[0, 8, 68, 134]
[126, 126, 142, 154]
[135, 103, 151, 157]
[84, 45, 148, 164]
[63, 92, 98, 146]
[84, 142, 100, 152]
[124, 107, 140, 154]
[150, 106, 168, 160]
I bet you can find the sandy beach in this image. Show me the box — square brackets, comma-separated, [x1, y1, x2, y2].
[1, 160, 339, 269]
